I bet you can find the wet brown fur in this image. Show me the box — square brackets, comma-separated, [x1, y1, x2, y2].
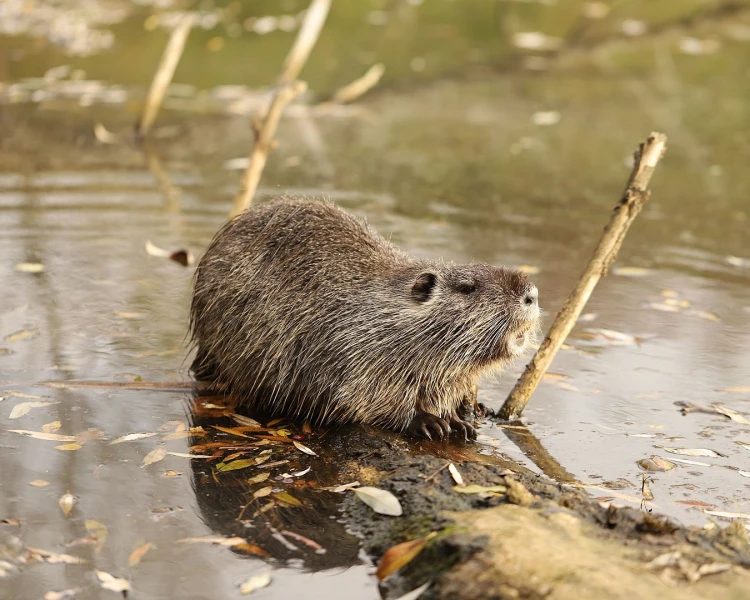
[190, 197, 538, 432]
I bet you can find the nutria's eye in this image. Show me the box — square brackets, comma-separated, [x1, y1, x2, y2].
[456, 282, 477, 295]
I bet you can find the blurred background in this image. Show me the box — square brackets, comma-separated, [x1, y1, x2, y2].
[1, 1, 749, 598]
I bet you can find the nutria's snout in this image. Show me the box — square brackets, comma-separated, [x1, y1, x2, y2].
[505, 283, 541, 357]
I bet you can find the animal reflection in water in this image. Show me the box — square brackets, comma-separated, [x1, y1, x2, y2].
[187, 392, 362, 571]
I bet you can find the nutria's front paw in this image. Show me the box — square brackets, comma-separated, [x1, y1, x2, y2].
[449, 416, 477, 442]
[407, 411, 452, 440]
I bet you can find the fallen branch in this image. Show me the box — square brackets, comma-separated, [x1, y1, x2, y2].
[136, 13, 195, 139]
[230, 80, 307, 217]
[497, 132, 667, 421]
[279, 0, 331, 83]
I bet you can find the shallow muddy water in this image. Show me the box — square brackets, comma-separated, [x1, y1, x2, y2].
[2, 1, 750, 599]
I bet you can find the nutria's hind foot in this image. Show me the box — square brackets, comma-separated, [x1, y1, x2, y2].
[407, 411, 452, 440]
[449, 415, 477, 442]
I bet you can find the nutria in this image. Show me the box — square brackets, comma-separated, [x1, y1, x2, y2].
[190, 197, 539, 440]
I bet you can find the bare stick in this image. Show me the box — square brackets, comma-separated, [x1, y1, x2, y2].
[230, 81, 307, 217]
[136, 13, 195, 139]
[331, 63, 385, 104]
[497, 132, 667, 421]
[279, 0, 331, 84]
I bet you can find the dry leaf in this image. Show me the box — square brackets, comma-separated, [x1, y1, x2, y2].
[128, 542, 154, 567]
[9, 429, 76, 442]
[660, 447, 726, 458]
[669, 457, 710, 467]
[15, 262, 44, 273]
[178, 535, 246, 547]
[109, 432, 158, 444]
[353, 486, 402, 516]
[231, 414, 263, 427]
[448, 463, 464, 486]
[29, 479, 50, 488]
[292, 440, 317, 455]
[376, 533, 436, 580]
[719, 386, 750, 393]
[637, 456, 676, 472]
[58, 492, 77, 516]
[167, 451, 212, 459]
[453, 484, 506, 497]
[42, 421, 62, 433]
[162, 470, 182, 478]
[239, 572, 271, 595]
[27, 547, 85, 565]
[9, 401, 55, 419]
[95, 570, 130, 593]
[142, 447, 167, 467]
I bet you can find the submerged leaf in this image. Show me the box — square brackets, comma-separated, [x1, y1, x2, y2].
[660, 447, 726, 458]
[29, 479, 50, 488]
[58, 492, 77, 517]
[178, 535, 246, 547]
[109, 432, 158, 444]
[95, 570, 130, 593]
[9, 429, 76, 442]
[84, 520, 108, 552]
[353, 486, 403, 516]
[637, 456, 676, 472]
[128, 542, 154, 567]
[27, 547, 85, 565]
[377, 533, 437, 580]
[216, 459, 255, 472]
[239, 572, 271, 595]
[142, 447, 167, 467]
[55, 443, 82, 451]
[9, 401, 55, 419]
[42, 421, 62, 433]
[273, 491, 302, 507]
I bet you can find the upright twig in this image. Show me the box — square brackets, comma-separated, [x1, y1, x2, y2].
[136, 13, 195, 139]
[279, 0, 331, 83]
[230, 81, 307, 217]
[497, 132, 668, 421]
[330, 63, 385, 104]
[231, 0, 331, 216]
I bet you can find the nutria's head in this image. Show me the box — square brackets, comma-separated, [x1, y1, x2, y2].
[402, 263, 540, 370]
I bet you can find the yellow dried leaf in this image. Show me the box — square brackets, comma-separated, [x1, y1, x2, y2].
[376, 533, 437, 580]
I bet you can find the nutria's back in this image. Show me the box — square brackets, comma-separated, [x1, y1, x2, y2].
[190, 197, 539, 439]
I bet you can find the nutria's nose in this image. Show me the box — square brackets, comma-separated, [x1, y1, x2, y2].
[522, 286, 538, 307]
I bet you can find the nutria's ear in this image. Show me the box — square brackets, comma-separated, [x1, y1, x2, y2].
[411, 272, 437, 303]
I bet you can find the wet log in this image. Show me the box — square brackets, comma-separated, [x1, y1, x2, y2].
[497, 132, 667, 421]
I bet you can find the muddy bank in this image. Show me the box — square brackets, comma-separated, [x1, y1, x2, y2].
[182, 398, 750, 599]
[324, 427, 750, 599]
